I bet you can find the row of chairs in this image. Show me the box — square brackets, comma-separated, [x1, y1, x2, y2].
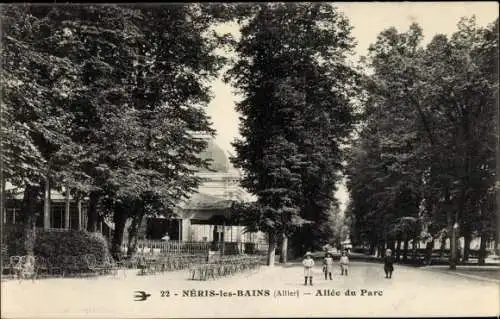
[135, 254, 206, 276]
[189, 255, 265, 281]
[2, 254, 119, 280]
[2, 255, 37, 281]
[2, 253, 266, 281]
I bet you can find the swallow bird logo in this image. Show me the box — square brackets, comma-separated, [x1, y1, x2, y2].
[134, 291, 151, 301]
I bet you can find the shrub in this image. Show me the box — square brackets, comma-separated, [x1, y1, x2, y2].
[34, 230, 110, 264]
[2, 225, 24, 257]
[2, 226, 110, 269]
[244, 242, 256, 254]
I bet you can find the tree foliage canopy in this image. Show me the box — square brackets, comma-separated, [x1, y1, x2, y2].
[346, 17, 498, 261]
[1, 4, 234, 256]
[227, 3, 360, 252]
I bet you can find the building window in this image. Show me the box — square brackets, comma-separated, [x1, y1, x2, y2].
[51, 204, 65, 229]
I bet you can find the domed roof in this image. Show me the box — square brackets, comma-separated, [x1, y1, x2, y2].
[198, 138, 230, 173]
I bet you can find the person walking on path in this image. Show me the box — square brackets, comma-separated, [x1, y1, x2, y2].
[302, 252, 315, 286]
[323, 252, 334, 280]
[340, 250, 349, 276]
[384, 249, 395, 279]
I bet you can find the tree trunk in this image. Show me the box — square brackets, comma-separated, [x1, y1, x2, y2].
[439, 236, 446, 258]
[497, 90, 500, 257]
[369, 240, 375, 256]
[478, 232, 487, 265]
[279, 233, 288, 264]
[395, 240, 401, 262]
[0, 174, 5, 225]
[43, 177, 51, 229]
[86, 192, 99, 232]
[138, 215, 148, 239]
[22, 184, 40, 255]
[411, 239, 417, 261]
[111, 211, 127, 260]
[463, 232, 471, 262]
[127, 212, 145, 259]
[403, 239, 409, 262]
[445, 202, 454, 266]
[377, 241, 384, 258]
[267, 233, 277, 266]
[495, 237, 499, 256]
[388, 240, 395, 254]
[425, 240, 433, 265]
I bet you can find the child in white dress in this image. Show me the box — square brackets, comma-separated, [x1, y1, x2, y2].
[323, 252, 334, 280]
[302, 252, 314, 285]
[340, 250, 349, 276]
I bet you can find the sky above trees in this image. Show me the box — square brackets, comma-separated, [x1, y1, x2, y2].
[206, 2, 499, 213]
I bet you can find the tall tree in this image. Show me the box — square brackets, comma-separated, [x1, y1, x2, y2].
[227, 3, 359, 263]
[1, 4, 234, 258]
[347, 17, 498, 266]
[1, 5, 85, 253]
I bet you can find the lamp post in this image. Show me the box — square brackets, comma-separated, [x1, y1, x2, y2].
[450, 222, 459, 270]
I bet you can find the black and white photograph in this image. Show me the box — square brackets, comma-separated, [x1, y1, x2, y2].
[0, 2, 498, 318]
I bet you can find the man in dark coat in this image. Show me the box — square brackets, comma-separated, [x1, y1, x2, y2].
[383, 249, 394, 279]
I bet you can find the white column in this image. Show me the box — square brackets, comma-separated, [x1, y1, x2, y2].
[181, 219, 191, 242]
[177, 218, 182, 241]
[64, 188, 70, 229]
[43, 178, 51, 229]
[77, 199, 82, 230]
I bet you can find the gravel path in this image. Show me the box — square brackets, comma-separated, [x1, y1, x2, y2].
[2, 261, 498, 318]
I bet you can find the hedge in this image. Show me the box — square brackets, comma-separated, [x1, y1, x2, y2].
[35, 230, 110, 264]
[2, 226, 110, 267]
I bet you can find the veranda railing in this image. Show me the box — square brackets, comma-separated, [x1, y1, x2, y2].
[121, 240, 269, 256]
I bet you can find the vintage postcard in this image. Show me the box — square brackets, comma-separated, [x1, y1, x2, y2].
[1, 2, 499, 318]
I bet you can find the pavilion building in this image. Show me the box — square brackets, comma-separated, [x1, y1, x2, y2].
[144, 135, 265, 245]
[2, 135, 266, 247]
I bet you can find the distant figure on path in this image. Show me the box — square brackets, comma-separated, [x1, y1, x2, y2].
[302, 252, 315, 286]
[425, 241, 433, 265]
[323, 252, 334, 280]
[384, 249, 394, 279]
[340, 250, 349, 276]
